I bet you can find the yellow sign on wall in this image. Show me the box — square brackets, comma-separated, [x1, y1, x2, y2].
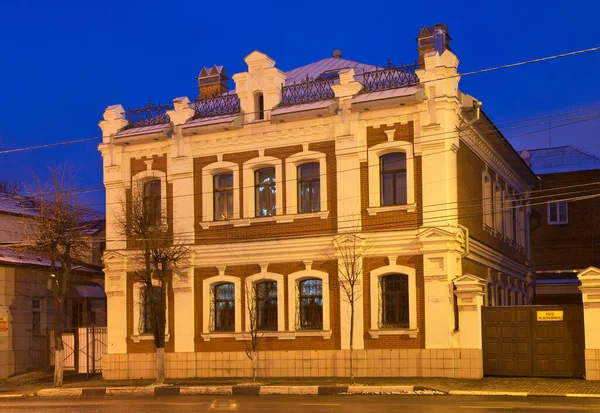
[0, 316, 7, 333]
[537, 310, 564, 321]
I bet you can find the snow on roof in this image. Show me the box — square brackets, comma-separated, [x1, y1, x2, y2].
[0, 192, 104, 222]
[525, 146, 600, 174]
[0, 247, 100, 272]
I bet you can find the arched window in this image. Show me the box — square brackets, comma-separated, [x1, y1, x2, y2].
[143, 179, 161, 227]
[214, 173, 233, 221]
[139, 284, 163, 334]
[380, 153, 407, 206]
[494, 184, 503, 233]
[255, 280, 278, 331]
[497, 286, 504, 306]
[380, 274, 409, 328]
[214, 283, 235, 332]
[298, 163, 320, 213]
[486, 283, 494, 307]
[255, 167, 276, 217]
[298, 279, 323, 330]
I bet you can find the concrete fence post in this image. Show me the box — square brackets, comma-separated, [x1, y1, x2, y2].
[577, 266, 600, 380]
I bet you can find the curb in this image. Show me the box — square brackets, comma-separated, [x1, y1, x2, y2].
[0, 394, 27, 399]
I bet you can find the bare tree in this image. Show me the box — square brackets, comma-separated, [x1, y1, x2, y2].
[333, 233, 370, 384]
[0, 180, 20, 194]
[243, 277, 277, 383]
[114, 181, 190, 384]
[16, 165, 90, 386]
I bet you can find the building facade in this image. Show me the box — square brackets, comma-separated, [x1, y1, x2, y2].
[99, 25, 537, 380]
[0, 192, 106, 379]
[522, 146, 600, 304]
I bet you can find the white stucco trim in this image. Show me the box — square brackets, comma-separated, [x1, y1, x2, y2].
[367, 140, 415, 210]
[482, 171, 493, 228]
[285, 151, 328, 215]
[131, 279, 170, 343]
[243, 156, 283, 218]
[368, 264, 417, 338]
[287, 269, 331, 335]
[493, 182, 503, 233]
[131, 169, 167, 227]
[202, 274, 242, 339]
[244, 271, 285, 332]
[202, 161, 240, 222]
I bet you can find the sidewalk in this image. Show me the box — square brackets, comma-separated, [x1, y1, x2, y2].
[2, 373, 600, 399]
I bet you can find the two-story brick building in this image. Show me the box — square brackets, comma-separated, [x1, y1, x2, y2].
[98, 25, 537, 380]
[522, 146, 600, 304]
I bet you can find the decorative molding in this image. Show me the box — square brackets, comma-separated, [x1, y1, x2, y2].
[368, 329, 418, 339]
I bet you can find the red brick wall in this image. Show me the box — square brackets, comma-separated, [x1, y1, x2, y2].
[530, 170, 600, 271]
[193, 260, 341, 352]
[193, 142, 338, 244]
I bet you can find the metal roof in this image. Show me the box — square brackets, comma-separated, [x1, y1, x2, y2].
[524, 146, 600, 174]
[0, 192, 105, 222]
[284, 57, 381, 85]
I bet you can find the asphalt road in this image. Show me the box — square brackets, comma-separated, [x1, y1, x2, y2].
[2, 395, 600, 412]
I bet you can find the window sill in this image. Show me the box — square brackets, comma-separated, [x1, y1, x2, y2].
[131, 334, 170, 343]
[200, 211, 329, 229]
[367, 204, 415, 216]
[368, 328, 418, 339]
[200, 330, 331, 341]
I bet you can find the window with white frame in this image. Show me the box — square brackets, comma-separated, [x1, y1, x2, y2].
[482, 173, 493, 228]
[202, 161, 240, 223]
[132, 281, 169, 341]
[380, 153, 407, 206]
[287, 269, 330, 336]
[497, 286, 504, 306]
[369, 264, 417, 338]
[367, 141, 415, 213]
[143, 180, 161, 227]
[503, 191, 513, 239]
[255, 167, 276, 217]
[132, 169, 167, 228]
[285, 151, 327, 216]
[486, 283, 494, 307]
[202, 274, 241, 338]
[298, 163, 320, 213]
[245, 272, 285, 333]
[548, 201, 568, 225]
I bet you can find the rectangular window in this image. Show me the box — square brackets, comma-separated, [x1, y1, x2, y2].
[255, 281, 278, 331]
[214, 173, 234, 221]
[380, 153, 407, 206]
[548, 201, 568, 225]
[298, 163, 320, 213]
[32, 299, 41, 335]
[143, 286, 162, 334]
[380, 275, 409, 328]
[214, 283, 235, 332]
[298, 279, 323, 330]
[143, 180, 161, 227]
[255, 168, 276, 217]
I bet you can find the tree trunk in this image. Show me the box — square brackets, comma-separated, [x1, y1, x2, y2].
[156, 347, 165, 384]
[349, 303, 355, 384]
[54, 348, 64, 387]
[251, 351, 258, 383]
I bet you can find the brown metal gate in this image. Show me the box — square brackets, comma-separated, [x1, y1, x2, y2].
[482, 305, 585, 378]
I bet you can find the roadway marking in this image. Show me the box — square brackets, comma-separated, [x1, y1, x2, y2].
[209, 399, 239, 411]
[300, 403, 341, 406]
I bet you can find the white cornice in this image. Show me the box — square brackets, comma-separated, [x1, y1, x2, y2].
[461, 127, 531, 194]
[467, 238, 529, 280]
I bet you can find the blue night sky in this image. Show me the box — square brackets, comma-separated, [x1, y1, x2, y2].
[0, 0, 599, 211]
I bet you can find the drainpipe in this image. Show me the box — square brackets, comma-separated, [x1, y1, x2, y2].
[458, 99, 482, 132]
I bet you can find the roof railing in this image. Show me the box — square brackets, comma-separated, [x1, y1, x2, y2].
[125, 101, 173, 129]
[191, 93, 241, 119]
[279, 75, 337, 107]
[361, 62, 420, 93]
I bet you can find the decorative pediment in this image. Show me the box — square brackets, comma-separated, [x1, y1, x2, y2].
[578, 266, 600, 280]
[102, 251, 126, 272]
[454, 273, 486, 287]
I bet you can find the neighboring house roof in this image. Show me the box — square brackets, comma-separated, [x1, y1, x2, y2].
[0, 192, 104, 222]
[0, 247, 101, 273]
[522, 146, 600, 175]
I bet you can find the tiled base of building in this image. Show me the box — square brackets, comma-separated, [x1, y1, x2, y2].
[102, 349, 483, 380]
[586, 349, 600, 380]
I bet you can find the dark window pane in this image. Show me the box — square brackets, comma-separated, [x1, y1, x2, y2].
[559, 202, 568, 222]
[549, 202, 558, 223]
[298, 163, 320, 213]
[143, 286, 162, 334]
[214, 283, 235, 332]
[256, 281, 278, 331]
[143, 180, 161, 226]
[380, 274, 409, 328]
[380, 153, 407, 206]
[299, 279, 323, 330]
[256, 168, 276, 217]
[214, 173, 233, 221]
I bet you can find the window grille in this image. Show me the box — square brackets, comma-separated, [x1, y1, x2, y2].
[255, 168, 276, 217]
[379, 274, 409, 328]
[298, 279, 323, 330]
[214, 283, 235, 332]
[255, 281, 278, 331]
[143, 180, 161, 227]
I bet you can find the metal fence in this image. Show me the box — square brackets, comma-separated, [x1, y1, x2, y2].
[48, 327, 107, 374]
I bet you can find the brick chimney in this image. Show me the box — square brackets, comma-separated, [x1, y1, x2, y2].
[416, 24, 451, 67]
[197, 65, 228, 99]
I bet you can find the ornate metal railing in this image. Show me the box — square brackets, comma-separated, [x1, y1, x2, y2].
[361, 63, 419, 93]
[192, 93, 241, 119]
[125, 101, 173, 129]
[280, 75, 337, 106]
